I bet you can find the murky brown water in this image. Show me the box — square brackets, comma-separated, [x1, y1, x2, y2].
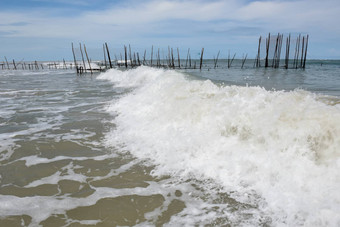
[1, 64, 340, 226]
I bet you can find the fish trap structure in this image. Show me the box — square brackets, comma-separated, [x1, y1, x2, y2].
[254, 33, 309, 69]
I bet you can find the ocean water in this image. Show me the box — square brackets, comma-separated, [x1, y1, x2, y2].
[0, 60, 340, 226]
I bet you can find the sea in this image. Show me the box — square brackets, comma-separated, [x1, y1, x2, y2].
[0, 60, 339, 226]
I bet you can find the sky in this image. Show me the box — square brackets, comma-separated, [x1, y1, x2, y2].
[0, 0, 340, 61]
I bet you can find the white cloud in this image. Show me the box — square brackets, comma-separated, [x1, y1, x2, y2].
[0, 0, 339, 58]
[1, 0, 339, 39]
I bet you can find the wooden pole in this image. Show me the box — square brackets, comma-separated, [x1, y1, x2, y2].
[171, 48, 174, 68]
[241, 54, 247, 69]
[129, 44, 133, 67]
[265, 33, 270, 67]
[71, 43, 78, 73]
[83, 44, 93, 75]
[103, 44, 107, 69]
[272, 34, 279, 68]
[199, 48, 204, 70]
[303, 35, 309, 69]
[177, 48, 181, 68]
[5, 57, 10, 69]
[12, 59, 17, 70]
[300, 36, 305, 68]
[137, 52, 141, 66]
[185, 48, 190, 69]
[285, 34, 291, 69]
[143, 50, 146, 65]
[257, 36, 262, 67]
[63, 59, 67, 69]
[214, 50, 220, 68]
[105, 43, 112, 69]
[230, 53, 236, 68]
[124, 45, 128, 68]
[79, 43, 87, 73]
[150, 45, 153, 67]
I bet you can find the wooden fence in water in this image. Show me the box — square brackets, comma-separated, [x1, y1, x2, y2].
[1, 33, 308, 74]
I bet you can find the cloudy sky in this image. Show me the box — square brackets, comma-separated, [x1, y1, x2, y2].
[1, 0, 340, 60]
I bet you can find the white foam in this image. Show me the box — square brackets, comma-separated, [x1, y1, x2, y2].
[99, 66, 340, 226]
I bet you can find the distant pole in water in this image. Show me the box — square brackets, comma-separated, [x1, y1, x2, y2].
[265, 33, 270, 67]
[300, 36, 305, 68]
[79, 43, 87, 73]
[214, 50, 220, 69]
[285, 34, 291, 69]
[303, 35, 309, 69]
[241, 54, 247, 69]
[129, 44, 133, 67]
[137, 52, 141, 66]
[229, 53, 236, 68]
[103, 44, 107, 69]
[256, 36, 261, 67]
[124, 45, 128, 68]
[199, 48, 204, 70]
[63, 59, 67, 69]
[185, 48, 190, 69]
[105, 43, 112, 69]
[83, 44, 93, 75]
[71, 43, 78, 73]
[171, 47, 175, 69]
[12, 59, 17, 70]
[4, 57, 10, 69]
[143, 50, 146, 65]
[150, 45, 153, 67]
[177, 48, 181, 69]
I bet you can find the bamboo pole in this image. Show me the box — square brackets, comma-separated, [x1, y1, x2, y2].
[137, 52, 141, 66]
[199, 48, 204, 70]
[171, 48, 174, 68]
[265, 33, 270, 67]
[71, 43, 78, 73]
[185, 48, 190, 69]
[177, 48, 181, 68]
[272, 34, 279, 68]
[230, 53, 236, 68]
[79, 43, 87, 73]
[5, 57, 10, 69]
[83, 44, 93, 75]
[303, 35, 309, 69]
[214, 50, 220, 68]
[295, 34, 301, 69]
[63, 59, 67, 69]
[105, 43, 112, 69]
[277, 34, 283, 68]
[257, 36, 262, 67]
[300, 36, 305, 68]
[129, 45, 133, 67]
[103, 44, 107, 69]
[12, 60, 17, 70]
[124, 45, 128, 68]
[143, 50, 146, 65]
[285, 34, 291, 69]
[228, 50, 230, 68]
[150, 45, 153, 67]
[241, 54, 248, 69]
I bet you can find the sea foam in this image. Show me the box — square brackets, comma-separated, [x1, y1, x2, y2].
[98, 66, 340, 226]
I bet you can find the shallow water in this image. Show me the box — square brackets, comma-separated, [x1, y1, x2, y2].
[0, 61, 340, 226]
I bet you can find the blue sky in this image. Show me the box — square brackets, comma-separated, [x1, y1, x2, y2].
[1, 0, 340, 60]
